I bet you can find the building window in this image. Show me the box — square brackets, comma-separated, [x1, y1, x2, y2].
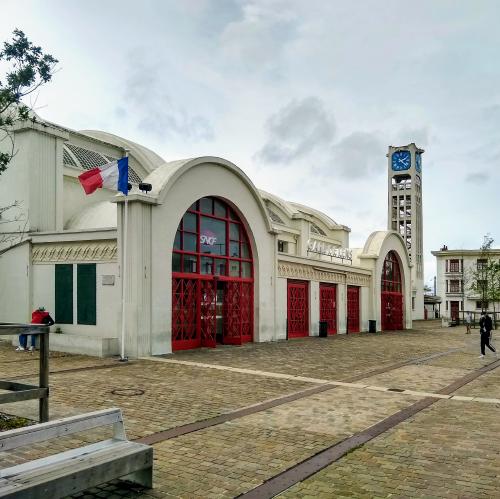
[55, 263, 97, 325]
[449, 280, 460, 293]
[477, 259, 487, 270]
[172, 197, 253, 279]
[77, 264, 96, 325]
[476, 301, 489, 310]
[310, 223, 326, 236]
[55, 264, 73, 324]
[278, 240, 288, 253]
[381, 251, 402, 292]
[446, 301, 448, 311]
[449, 259, 460, 272]
[412, 297, 415, 310]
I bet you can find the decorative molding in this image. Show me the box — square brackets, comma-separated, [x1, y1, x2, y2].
[277, 261, 370, 287]
[32, 240, 117, 263]
[346, 273, 371, 287]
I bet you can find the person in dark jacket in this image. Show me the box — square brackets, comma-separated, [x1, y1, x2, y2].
[478, 311, 496, 358]
[17, 307, 55, 352]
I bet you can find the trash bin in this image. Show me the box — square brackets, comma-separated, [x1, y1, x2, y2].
[319, 320, 328, 338]
[368, 320, 376, 333]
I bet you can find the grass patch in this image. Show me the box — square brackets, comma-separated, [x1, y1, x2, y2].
[0, 412, 33, 431]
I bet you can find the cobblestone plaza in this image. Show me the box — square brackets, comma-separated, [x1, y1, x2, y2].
[1, 321, 499, 498]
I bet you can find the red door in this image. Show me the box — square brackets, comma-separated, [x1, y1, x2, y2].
[380, 251, 404, 331]
[200, 280, 216, 347]
[320, 283, 337, 335]
[287, 280, 309, 338]
[240, 282, 253, 343]
[171, 196, 254, 351]
[450, 301, 459, 321]
[347, 286, 360, 333]
[172, 278, 201, 350]
[223, 281, 253, 345]
[223, 281, 242, 345]
[381, 292, 403, 330]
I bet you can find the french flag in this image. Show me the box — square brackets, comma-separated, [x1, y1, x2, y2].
[78, 157, 129, 195]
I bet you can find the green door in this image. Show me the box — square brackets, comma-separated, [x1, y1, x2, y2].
[77, 264, 96, 325]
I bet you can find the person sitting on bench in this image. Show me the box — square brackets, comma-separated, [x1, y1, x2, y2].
[17, 307, 54, 351]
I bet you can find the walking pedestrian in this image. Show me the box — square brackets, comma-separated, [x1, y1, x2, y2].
[478, 311, 496, 358]
[465, 312, 472, 334]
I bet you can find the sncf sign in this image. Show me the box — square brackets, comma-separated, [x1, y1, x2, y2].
[200, 230, 217, 246]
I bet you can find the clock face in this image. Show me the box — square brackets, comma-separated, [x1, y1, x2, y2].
[391, 150, 411, 171]
[416, 153, 422, 173]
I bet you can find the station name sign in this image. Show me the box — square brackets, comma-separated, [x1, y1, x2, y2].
[307, 239, 352, 262]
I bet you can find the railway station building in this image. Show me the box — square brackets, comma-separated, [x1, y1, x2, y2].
[0, 115, 413, 357]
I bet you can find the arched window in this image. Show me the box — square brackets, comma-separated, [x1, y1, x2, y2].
[381, 251, 402, 292]
[171, 197, 254, 350]
[172, 197, 253, 279]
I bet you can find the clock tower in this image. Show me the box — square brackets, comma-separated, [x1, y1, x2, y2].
[387, 143, 425, 320]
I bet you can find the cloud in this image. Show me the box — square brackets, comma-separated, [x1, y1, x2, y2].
[219, 0, 298, 71]
[329, 131, 386, 179]
[256, 97, 335, 163]
[120, 59, 214, 142]
[394, 127, 430, 148]
[466, 171, 490, 184]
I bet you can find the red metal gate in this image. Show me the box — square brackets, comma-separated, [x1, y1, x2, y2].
[320, 283, 337, 335]
[240, 282, 253, 343]
[172, 278, 200, 350]
[287, 280, 309, 338]
[381, 251, 404, 331]
[347, 286, 360, 333]
[223, 281, 243, 345]
[200, 280, 216, 347]
[381, 292, 403, 330]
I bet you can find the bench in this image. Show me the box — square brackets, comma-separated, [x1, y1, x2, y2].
[0, 408, 153, 498]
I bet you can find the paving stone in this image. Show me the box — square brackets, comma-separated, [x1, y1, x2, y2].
[0, 321, 499, 498]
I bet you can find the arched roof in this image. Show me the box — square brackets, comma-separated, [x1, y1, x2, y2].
[259, 190, 344, 230]
[142, 156, 273, 233]
[65, 201, 117, 230]
[359, 230, 410, 265]
[80, 130, 165, 174]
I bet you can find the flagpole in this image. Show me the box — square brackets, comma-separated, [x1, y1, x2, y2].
[120, 150, 130, 362]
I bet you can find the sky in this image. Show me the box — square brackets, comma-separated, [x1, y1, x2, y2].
[1, 0, 500, 286]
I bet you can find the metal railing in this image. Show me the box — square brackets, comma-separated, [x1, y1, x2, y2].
[0, 323, 50, 422]
[454, 312, 500, 330]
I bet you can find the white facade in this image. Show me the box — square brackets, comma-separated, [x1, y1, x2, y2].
[432, 247, 500, 319]
[0, 116, 413, 357]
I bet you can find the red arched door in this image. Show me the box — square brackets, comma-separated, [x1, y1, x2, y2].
[171, 197, 253, 350]
[381, 251, 404, 330]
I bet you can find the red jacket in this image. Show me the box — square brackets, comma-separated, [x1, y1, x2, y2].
[31, 310, 54, 326]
